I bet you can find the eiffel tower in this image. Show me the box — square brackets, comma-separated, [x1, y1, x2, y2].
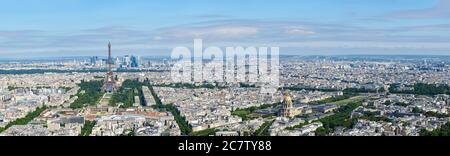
[102, 42, 117, 93]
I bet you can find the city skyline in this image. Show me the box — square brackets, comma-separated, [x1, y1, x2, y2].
[2, 2, 450, 153]
[1, 0, 450, 57]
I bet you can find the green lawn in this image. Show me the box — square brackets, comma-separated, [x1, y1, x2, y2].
[332, 96, 365, 105]
[231, 103, 280, 121]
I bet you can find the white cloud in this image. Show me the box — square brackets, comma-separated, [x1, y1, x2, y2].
[279, 41, 450, 49]
[389, 0, 450, 18]
[284, 26, 316, 35]
[155, 25, 259, 41]
[212, 26, 258, 36]
[1, 19, 450, 57]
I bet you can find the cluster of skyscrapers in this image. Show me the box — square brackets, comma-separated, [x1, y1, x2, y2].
[90, 55, 142, 68]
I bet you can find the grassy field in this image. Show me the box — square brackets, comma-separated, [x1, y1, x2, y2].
[231, 103, 280, 121]
[100, 93, 113, 107]
[331, 96, 365, 105]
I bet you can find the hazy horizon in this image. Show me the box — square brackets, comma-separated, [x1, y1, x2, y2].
[2, 54, 450, 61]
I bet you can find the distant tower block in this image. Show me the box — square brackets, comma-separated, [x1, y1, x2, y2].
[279, 91, 294, 117]
[102, 42, 117, 93]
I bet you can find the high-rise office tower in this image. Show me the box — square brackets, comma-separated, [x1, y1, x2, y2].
[90, 56, 98, 66]
[131, 55, 138, 67]
[115, 56, 121, 68]
[123, 55, 131, 67]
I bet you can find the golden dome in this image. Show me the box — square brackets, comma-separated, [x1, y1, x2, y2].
[283, 91, 293, 106]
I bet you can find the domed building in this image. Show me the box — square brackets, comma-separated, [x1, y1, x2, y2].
[279, 91, 294, 117]
[278, 91, 304, 118]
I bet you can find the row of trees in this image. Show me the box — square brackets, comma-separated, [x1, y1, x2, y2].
[163, 104, 193, 135]
[286, 121, 311, 131]
[413, 83, 450, 95]
[390, 83, 450, 95]
[149, 81, 222, 136]
[144, 81, 194, 135]
[145, 79, 282, 136]
[0, 106, 48, 133]
[254, 120, 275, 136]
[343, 88, 380, 93]
[102, 79, 194, 135]
[80, 120, 96, 136]
[285, 83, 450, 96]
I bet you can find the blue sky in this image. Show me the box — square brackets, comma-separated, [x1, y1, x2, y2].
[1, 0, 450, 57]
